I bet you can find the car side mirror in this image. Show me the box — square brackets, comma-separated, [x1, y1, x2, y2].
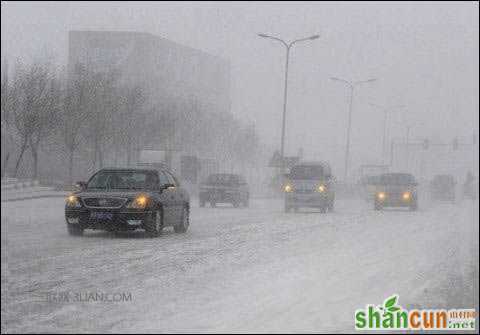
[160, 183, 175, 191]
[75, 181, 87, 190]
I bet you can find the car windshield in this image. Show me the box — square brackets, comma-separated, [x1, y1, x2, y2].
[290, 165, 324, 179]
[365, 175, 381, 185]
[434, 175, 454, 183]
[87, 170, 158, 190]
[380, 173, 416, 185]
[207, 174, 238, 185]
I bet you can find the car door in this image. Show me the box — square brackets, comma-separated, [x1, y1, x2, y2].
[238, 175, 248, 200]
[323, 167, 335, 200]
[164, 171, 183, 223]
[157, 170, 175, 225]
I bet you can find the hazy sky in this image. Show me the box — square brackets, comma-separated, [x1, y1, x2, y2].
[1, 1, 478, 174]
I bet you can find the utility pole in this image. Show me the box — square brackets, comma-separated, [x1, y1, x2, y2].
[331, 77, 377, 181]
[258, 33, 319, 171]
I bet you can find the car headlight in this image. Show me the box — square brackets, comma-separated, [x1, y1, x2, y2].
[317, 184, 326, 193]
[66, 195, 82, 208]
[402, 192, 411, 200]
[284, 184, 293, 193]
[377, 192, 386, 200]
[126, 195, 149, 209]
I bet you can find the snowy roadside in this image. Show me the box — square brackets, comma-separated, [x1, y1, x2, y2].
[1, 197, 478, 333]
[1, 187, 68, 202]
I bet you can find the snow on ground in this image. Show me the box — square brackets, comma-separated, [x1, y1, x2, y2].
[1, 195, 478, 333]
[1, 186, 67, 202]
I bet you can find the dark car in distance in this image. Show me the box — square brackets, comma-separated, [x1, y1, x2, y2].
[374, 173, 418, 211]
[199, 173, 249, 208]
[430, 174, 456, 202]
[283, 162, 335, 213]
[65, 168, 190, 237]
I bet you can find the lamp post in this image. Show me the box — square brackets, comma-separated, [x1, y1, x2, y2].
[370, 103, 405, 163]
[331, 77, 377, 181]
[258, 33, 319, 170]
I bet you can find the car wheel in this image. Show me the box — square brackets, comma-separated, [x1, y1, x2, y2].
[319, 205, 327, 213]
[145, 208, 163, 237]
[67, 223, 83, 236]
[211, 201, 216, 208]
[232, 201, 240, 208]
[174, 205, 189, 233]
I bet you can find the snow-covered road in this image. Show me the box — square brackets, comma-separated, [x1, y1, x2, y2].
[1, 196, 478, 333]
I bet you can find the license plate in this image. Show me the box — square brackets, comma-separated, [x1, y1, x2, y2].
[90, 212, 113, 220]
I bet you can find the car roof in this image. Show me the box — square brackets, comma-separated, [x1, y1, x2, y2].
[295, 161, 330, 167]
[434, 174, 453, 178]
[99, 167, 180, 175]
[380, 172, 415, 177]
[99, 167, 157, 172]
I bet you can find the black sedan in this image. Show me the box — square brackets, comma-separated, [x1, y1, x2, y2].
[65, 168, 190, 237]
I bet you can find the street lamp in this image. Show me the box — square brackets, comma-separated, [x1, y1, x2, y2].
[331, 77, 377, 181]
[369, 103, 405, 163]
[258, 33, 319, 170]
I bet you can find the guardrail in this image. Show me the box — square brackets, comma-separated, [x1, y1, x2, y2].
[1, 178, 41, 190]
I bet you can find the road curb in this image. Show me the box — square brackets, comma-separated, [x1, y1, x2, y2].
[1, 194, 68, 203]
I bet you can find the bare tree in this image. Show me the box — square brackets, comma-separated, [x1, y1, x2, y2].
[10, 63, 34, 177]
[29, 67, 60, 180]
[10, 61, 59, 179]
[4, 57, 262, 183]
[61, 63, 92, 184]
[83, 71, 118, 170]
[113, 85, 146, 166]
[125, 86, 145, 165]
[1, 58, 17, 178]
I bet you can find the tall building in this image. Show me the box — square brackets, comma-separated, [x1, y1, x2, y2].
[68, 30, 230, 115]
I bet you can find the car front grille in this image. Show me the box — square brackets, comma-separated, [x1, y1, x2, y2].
[386, 193, 404, 201]
[82, 197, 127, 209]
[294, 189, 315, 194]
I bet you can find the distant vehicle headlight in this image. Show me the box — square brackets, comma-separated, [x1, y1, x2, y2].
[402, 192, 411, 200]
[317, 184, 326, 193]
[377, 192, 386, 200]
[66, 195, 81, 208]
[126, 195, 149, 209]
[284, 184, 293, 193]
